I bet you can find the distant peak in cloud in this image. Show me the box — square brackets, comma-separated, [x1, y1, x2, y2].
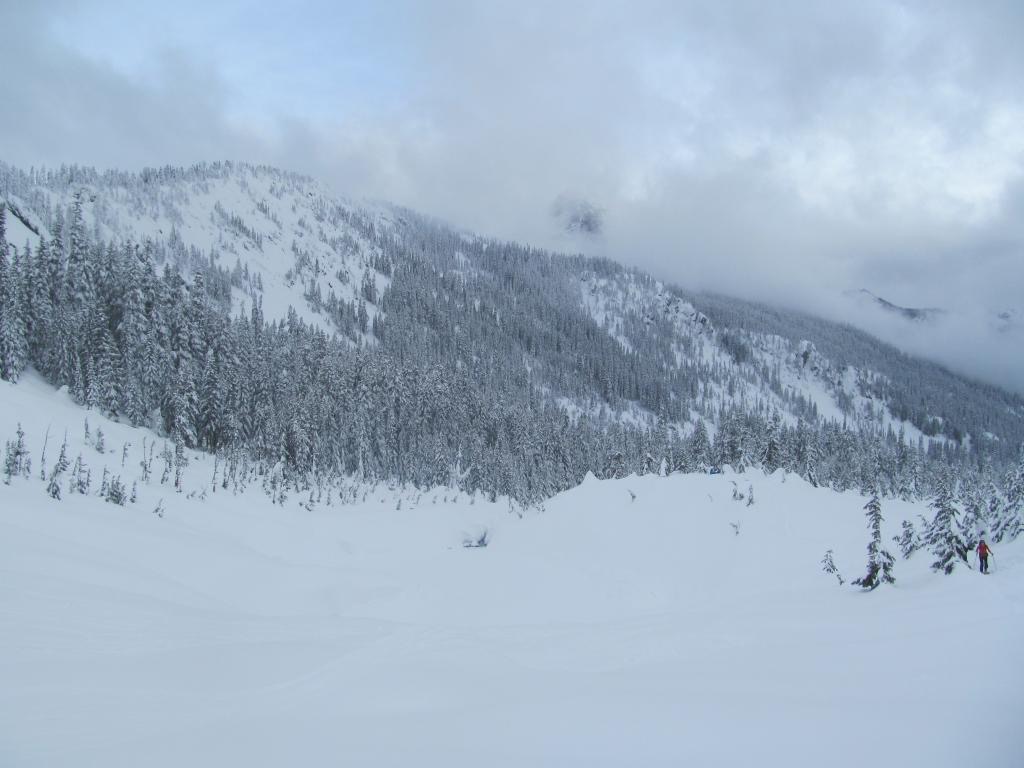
[827, 288, 1024, 394]
[842, 289, 946, 323]
[551, 195, 604, 236]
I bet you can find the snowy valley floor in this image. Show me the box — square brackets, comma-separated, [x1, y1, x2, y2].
[1, 376, 1022, 767]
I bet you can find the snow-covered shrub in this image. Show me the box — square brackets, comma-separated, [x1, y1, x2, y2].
[45, 435, 70, 499]
[821, 549, 844, 585]
[893, 520, 919, 560]
[3, 423, 30, 483]
[105, 474, 127, 505]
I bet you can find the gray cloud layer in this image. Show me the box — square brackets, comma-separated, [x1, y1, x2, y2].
[2, 0, 1023, 390]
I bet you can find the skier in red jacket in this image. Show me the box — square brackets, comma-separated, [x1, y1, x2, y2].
[977, 539, 992, 574]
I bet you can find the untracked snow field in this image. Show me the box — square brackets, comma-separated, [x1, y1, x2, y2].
[1, 377, 1022, 767]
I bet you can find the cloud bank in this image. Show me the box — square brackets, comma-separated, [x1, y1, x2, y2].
[2, 0, 1023, 391]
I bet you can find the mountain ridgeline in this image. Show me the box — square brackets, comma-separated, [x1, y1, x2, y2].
[1, 161, 1023, 509]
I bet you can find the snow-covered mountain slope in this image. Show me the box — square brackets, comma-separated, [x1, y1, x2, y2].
[581, 269, 840, 427]
[2, 162, 391, 341]
[1, 373, 1021, 768]
[576, 267, 1010, 450]
[3, 160, 1024, 496]
[3, 162, 920, 442]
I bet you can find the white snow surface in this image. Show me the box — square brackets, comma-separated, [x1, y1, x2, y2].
[2, 203, 41, 253]
[8, 166, 389, 338]
[0, 374, 1021, 767]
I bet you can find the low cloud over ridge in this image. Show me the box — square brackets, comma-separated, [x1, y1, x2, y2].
[2, 0, 1023, 391]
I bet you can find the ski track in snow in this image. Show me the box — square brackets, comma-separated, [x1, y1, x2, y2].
[0, 375, 1022, 767]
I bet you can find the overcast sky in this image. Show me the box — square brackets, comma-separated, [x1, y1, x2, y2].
[2, 0, 1023, 390]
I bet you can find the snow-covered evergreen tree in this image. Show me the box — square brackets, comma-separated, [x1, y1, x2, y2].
[821, 549, 844, 585]
[46, 435, 70, 499]
[993, 450, 1023, 543]
[893, 519, 919, 560]
[958, 480, 987, 553]
[687, 420, 711, 473]
[3, 423, 30, 483]
[852, 493, 895, 589]
[924, 471, 968, 574]
[0, 244, 29, 381]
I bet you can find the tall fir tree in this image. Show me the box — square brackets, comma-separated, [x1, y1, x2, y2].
[687, 420, 711, 472]
[924, 471, 968, 574]
[852, 492, 896, 589]
[63, 195, 94, 312]
[0, 244, 29, 382]
[993, 450, 1024, 543]
[958, 480, 987, 553]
